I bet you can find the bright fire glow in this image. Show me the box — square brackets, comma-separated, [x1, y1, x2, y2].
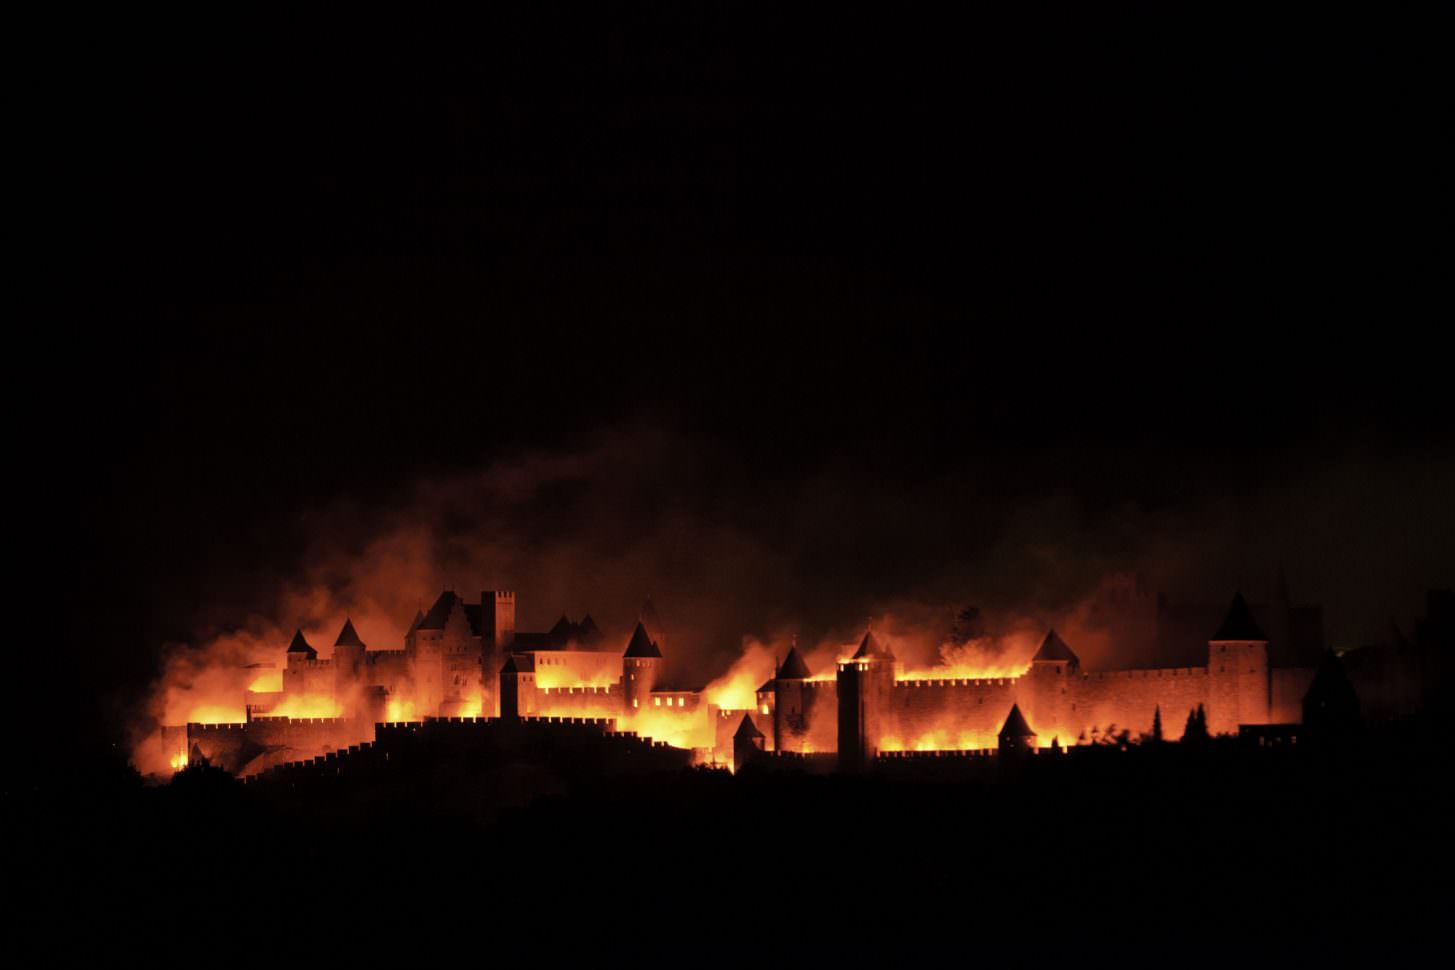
[265, 693, 342, 719]
[704, 640, 776, 711]
[248, 670, 283, 692]
[385, 697, 419, 722]
[185, 705, 247, 724]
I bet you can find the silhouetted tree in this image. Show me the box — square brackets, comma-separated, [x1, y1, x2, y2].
[1151, 705, 1164, 743]
[1183, 705, 1209, 745]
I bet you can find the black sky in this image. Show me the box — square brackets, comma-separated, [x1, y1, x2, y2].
[31, 5, 1452, 742]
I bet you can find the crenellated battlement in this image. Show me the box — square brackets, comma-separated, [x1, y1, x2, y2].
[877, 748, 997, 759]
[895, 676, 1020, 689]
[1081, 666, 1207, 681]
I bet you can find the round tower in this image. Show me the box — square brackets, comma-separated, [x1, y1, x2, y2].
[836, 630, 897, 772]
[282, 628, 317, 695]
[997, 703, 1038, 757]
[622, 621, 663, 714]
[772, 644, 812, 753]
[333, 617, 367, 695]
[732, 712, 766, 773]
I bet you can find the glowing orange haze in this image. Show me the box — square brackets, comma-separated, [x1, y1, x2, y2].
[133, 587, 1104, 776]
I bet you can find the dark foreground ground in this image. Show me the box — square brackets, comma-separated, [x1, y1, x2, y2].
[15, 714, 1451, 959]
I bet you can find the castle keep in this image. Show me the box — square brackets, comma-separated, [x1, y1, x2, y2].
[175, 590, 1323, 776]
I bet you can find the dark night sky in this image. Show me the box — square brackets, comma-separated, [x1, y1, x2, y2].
[28, 6, 1452, 743]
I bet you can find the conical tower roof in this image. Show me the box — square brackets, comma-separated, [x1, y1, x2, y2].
[1031, 629, 1078, 664]
[777, 646, 811, 679]
[852, 630, 894, 661]
[998, 703, 1036, 740]
[624, 621, 662, 658]
[286, 629, 316, 657]
[334, 618, 366, 648]
[1212, 592, 1266, 641]
[734, 713, 764, 739]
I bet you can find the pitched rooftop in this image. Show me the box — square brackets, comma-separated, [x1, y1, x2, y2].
[334, 618, 366, 648]
[624, 621, 662, 658]
[418, 591, 458, 631]
[998, 703, 1036, 740]
[286, 629, 316, 657]
[777, 646, 812, 679]
[1031, 629, 1078, 664]
[852, 630, 894, 661]
[1212, 592, 1266, 641]
[501, 653, 535, 674]
[734, 713, 764, 739]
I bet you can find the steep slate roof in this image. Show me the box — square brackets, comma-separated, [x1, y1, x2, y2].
[513, 615, 609, 652]
[623, 621, 662, 658]
[756, 680, 775, 695]
[1303, 649, 1360, 720]
[734, 713, 764, 739]
[286, 629, 316, 657]
[418, 591, 458, 631]
[1212, 592, 1267, 641]
[407, 609, 425, 635]
[777, 646, 812, 679]
[998, 703, 1036, 740]
[334, 618, 365, 648]
[1031, 629, 1078, 664]
[501, 653, 535, 674]
[852, 630, 894, 661]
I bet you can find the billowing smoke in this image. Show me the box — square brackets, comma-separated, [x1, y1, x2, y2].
[131, 422, 1454, 770]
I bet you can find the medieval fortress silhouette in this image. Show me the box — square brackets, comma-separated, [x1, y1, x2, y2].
[174, 586, 1330, 777]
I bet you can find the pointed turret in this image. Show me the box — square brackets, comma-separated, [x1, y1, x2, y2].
[852, 630, 894, 661]
[998, 703, 1037, 757]
[550, 615, 574, 638]
[1212, 592, 1266, 641]
[733, 712, 764, 740]
[777, 646, 812, 680]
[622, 621, 663, 712]
[408, 609, 424, 634]
[334, 618, 366, 649]
[623, 621, 662, 658]
[286, 629, 317, 658]
[732, 712, 766, 773]
[998, 703, 1035, 741]
[578, 614, 601, 639]
[1031, 629, 1079, 665]
[1302, 649, 1360, 736]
